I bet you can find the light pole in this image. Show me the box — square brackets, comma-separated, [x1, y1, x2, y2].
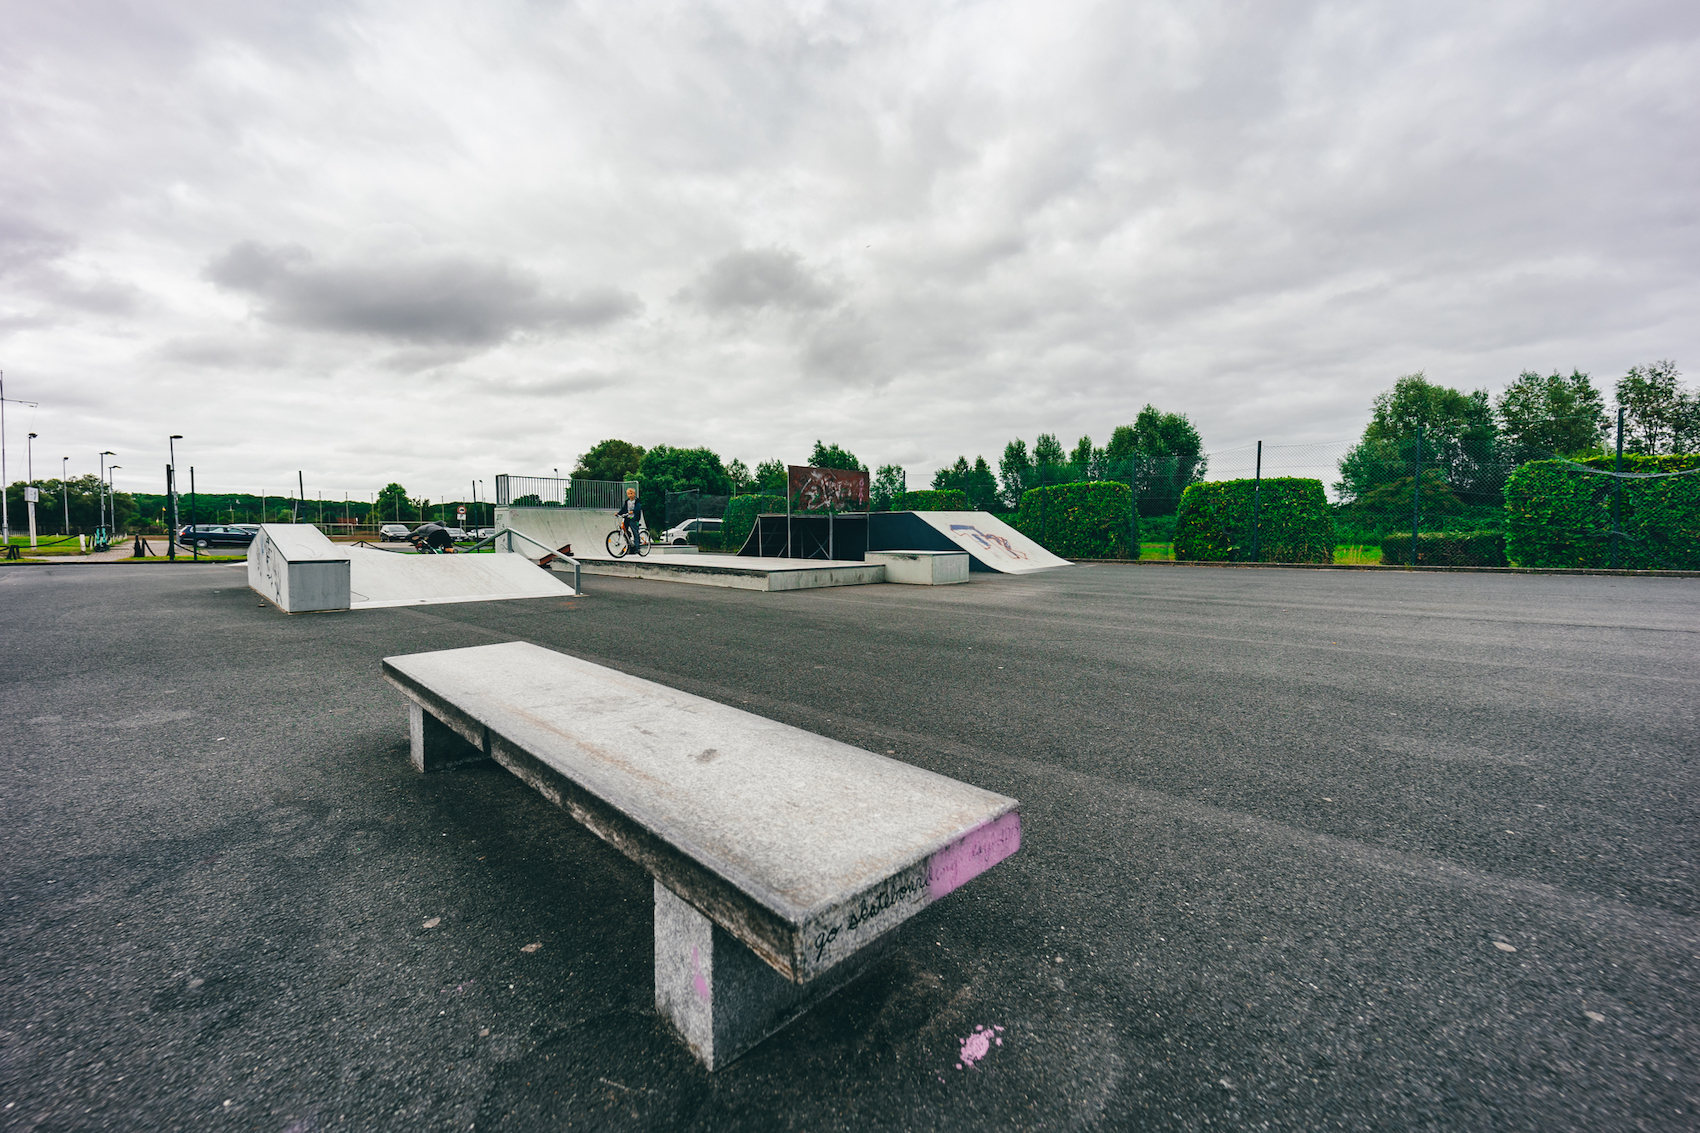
[477, 480, 485, 528]
[168, 435, 182, 561]
[62, 457, 70, 535]
[26, 432, 36, 548]
[99, 451, 115, 531]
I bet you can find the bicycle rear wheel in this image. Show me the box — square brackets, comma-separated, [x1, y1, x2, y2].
[635, 530, 652, 557]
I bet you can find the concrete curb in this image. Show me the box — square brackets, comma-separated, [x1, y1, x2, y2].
[1073, 558, 1700, 579]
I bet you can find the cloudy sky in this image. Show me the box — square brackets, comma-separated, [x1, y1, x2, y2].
[3, 0, 1696, 503]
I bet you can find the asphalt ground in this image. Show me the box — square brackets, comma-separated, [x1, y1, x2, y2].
[2, 562, 1695, 1132]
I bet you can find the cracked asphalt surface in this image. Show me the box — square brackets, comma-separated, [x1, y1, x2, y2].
[2, 561, 1696, 1131]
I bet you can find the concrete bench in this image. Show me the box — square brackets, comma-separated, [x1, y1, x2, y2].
[381, 641, 1021, 1069]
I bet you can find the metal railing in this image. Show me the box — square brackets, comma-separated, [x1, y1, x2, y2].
[495, 474, 636, 510]
[474, 526, 583, 593]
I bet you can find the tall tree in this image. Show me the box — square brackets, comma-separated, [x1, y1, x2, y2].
[1338, 373, 1499, 505]
[376, 482, 411, 522]
[753, 459, 787, 494]
[725, 458, 754, 495]
[1129, 405, 1207, 516]
[1032, 433, 1067, 477]
[807, 440, 865, 471]
[870, 465, 906, 511]
[1616, 360, 1696, 454]
[932, 456, 971, 493]
[1069, 435, 1093, 473]
[572, 439, 645, 481]
[636, 445, 733, 496]
[1495, 370, 1608, 462]
[964, 456, 1000, 510]
[998, 440, 1033, 508]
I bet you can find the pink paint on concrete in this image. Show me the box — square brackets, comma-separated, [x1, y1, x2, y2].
[927, 811, 1021, 901]
[957, 1023, 1004, 1070]
[691, 946, 710, 1001]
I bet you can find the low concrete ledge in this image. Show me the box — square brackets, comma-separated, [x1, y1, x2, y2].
[578, 556, 886, 591]
[866, 550, 970, 585]
[381, 641, 1021, 1067]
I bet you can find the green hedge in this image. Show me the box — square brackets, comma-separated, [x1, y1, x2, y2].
[1012, 481, 1136, 559]
[894, 489, 970, 511]
[1173, 478, 1334, 563]
[1381, 530, 1507, 567]
[1504, 456, 1700, 569]
[720, 495, 785, 555]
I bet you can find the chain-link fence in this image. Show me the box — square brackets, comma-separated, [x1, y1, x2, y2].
[661, 491, 731, 543]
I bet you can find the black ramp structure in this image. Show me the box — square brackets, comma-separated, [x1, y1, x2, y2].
[738, 514, 867, 561]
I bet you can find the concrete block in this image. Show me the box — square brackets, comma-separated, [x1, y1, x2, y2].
[654, 881, 888, 1069]
[865, 550, 970, 585]
[247, 525, 351, 612]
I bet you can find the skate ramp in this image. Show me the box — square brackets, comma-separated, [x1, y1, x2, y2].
[349, 544, 575, 608]
[867, 512, 1070, 574]
[248, 524, 574, 611]
[495, 506, 621, 560]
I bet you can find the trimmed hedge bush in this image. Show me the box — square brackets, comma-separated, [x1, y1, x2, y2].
[1504, 456, 1700, 569]
[1381, 530, 1507, 567]
[894, 489, 970, 511]
[1012, 481, 1136, 559]
[720, 495, 785, 555]
[1173, 478, 1334, 563]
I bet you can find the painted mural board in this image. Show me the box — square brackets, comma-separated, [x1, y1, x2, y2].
[787, 465, 869, 512]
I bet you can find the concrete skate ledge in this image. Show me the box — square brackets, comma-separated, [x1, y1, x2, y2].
[382, 641, 1020, 1067]
[578, 555, 886, 591]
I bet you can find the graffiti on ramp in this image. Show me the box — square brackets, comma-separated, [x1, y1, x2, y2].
[948, 524, 1028, 562]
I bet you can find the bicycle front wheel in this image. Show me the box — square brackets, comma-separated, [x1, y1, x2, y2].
[605, 530, 628, 558]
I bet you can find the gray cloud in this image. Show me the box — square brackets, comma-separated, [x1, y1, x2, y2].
[205, 240, 639, 345]
[682, 249, 836, 312]
[2, 0, 1696, 499]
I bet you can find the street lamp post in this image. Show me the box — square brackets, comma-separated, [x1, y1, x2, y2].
[62, 457, 70, 536]
[26, 432, 37, 548]
[99, 451, 115, 531]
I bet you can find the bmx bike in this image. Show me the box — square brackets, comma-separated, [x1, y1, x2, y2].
[605, 525, 651, 558]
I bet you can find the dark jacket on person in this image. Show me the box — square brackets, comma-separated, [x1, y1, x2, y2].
[615, 496, 641, 524]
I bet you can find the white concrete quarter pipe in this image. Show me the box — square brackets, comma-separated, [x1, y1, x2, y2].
[247, 524, 575, 612]
[872, 512, 1071, 574]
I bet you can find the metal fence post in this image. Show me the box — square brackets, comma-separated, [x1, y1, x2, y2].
[1410, 425, 1423, 567]
[1250, 441, 1262, 563]
[1611, 407, 1624, 569]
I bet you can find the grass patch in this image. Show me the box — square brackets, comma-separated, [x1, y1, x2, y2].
[1333, 545, 1382, 565]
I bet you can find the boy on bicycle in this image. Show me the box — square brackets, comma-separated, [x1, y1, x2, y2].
[615, 487, 642, 549]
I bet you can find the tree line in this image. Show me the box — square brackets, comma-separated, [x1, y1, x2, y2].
[1333, 361, 1696, 532]
[561, 404, 1208, 518]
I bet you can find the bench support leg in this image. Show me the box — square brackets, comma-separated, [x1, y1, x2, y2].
[409, 701, 487, 773]
[653, 881, 888, 1070]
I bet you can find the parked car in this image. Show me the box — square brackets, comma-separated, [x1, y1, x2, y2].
[379, 524, 412, 541]
[177, 524, 257, 549]
[444, 527, 470, 542]
[660, 517, 723, 545]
